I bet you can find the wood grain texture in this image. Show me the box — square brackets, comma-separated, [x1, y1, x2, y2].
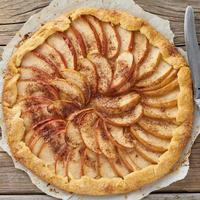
[0, 196, 56, 200]
[134, 0, 200, 46]
[143, 194, 200, 200]
[0, 137, 200, 194]
[0, 0, 50, 45]
[0, 0, 199, 49]
[0, 0, 200, 199]
[0, 194, 200, 200]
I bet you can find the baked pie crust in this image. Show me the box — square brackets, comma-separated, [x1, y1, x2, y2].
[2, 8, 193, 195]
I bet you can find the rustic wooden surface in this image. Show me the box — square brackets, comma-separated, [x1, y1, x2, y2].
[0, 0, 200, 199]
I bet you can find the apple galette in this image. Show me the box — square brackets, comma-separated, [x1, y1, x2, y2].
[3, 8, 193, 195]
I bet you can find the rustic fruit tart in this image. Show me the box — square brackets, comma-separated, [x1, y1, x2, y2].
[2, 8, 193, 195]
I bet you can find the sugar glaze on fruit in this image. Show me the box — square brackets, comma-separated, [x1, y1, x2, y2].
[17, 15, 180, 179]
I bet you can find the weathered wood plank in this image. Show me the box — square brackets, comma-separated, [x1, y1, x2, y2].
[0, 195, 56, 200]
[0, 152, 39, 194]
[0, 0, 50, 24]
[0, 193, 200, 200]
[134, 0, 200, 46]
[0, 0, 199, 46]
[0, 0, 50, 45]
[144, 193, 200, 200]
[0, 136, 200, 194]
[0, 0, 200, 197]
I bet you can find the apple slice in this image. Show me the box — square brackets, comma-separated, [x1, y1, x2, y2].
[65, 27, 86, 58]
[109, 52, 134, 91]
[33, 52, 60, 77]
[105, 124, 135, 149]
[61, 69, 90, 103]
[22, 103, 49, 115]
[138, 69, 178, 92]
[67, 146, 84, 179]
[87, 53, 112, 94]
[30, 136, 45, 156]
[104, 104, 143, 126]
[66, 107, 94, 121]
[135, 142, 161, 164]
[79, 112, 100, 154]
[142, 79, 179, 96]
[131, 125, 170, 152]
[72, 17, 100, 54]
[83, 16, 101, 52]
[102, 22, 120, 59]
[20, 96, 53, 113]
[30, 118, 55, 131]
[83, 149, 99, 178]
[22, 103, 60, 124]
[85, 16, 107, 56]
[25, 127, 40, 148]
[24, 127, 35, 145]
[54, 143, 71, 176]
[70, 26, 87, 57]
[47, 100, 79, 118]
[36, 119, 66, 136]
[17, 79, 59, 100]
[141, 88, 179, 108]
[65, 110, 87, 147]
[77, 58, 98, 95]
[22, 96, 53, 105]
[92, 92, 140, 115]
[30, 137, 49, 159]
[96, 120, 116, 159]
[127, 149, 151, 169]
[136, 46, 161, 81]
[138, 116, 176, 139]
[20, 66, 52, 80]
[135, 60, 172, 88]
[65, 108, 94, 148]
[47, 33, 76, 69]
[112, 79, 134, 96]
[109, 155, 130, 177]
[112, 65, 138, 96]
[38, 142, 55, 164]
[34, 43, 66, 73]
[65, 119, 81, 147]
[117, 148, 139, 171]
[50, 78, 85, 105]
[143, 105, 178, 122]
[133, 32, 149, 65]
[55, 158, 66, 176]
[22, 108, 55, 131]
[21, 52, 56, 75]
[28, 120, 66, 154]
[99, 155, 117, 178]
[60, 32, 78, 68]
[52, 131, 67, 153]
[117, 26, 134, 52]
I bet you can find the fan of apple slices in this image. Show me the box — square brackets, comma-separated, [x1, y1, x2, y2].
[17, 15, 180, 179]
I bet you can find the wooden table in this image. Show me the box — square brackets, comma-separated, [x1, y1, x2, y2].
[0, 0, 200, 199]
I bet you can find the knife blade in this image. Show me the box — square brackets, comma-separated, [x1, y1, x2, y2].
[184, 6, 200, 99]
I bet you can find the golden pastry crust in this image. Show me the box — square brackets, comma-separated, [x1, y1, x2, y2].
[2, 8, 193, 195]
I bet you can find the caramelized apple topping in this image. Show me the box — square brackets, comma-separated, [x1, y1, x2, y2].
[19, 15, 179, 179]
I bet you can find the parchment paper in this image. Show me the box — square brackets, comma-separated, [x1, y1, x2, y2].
[0, 0, 199, 199]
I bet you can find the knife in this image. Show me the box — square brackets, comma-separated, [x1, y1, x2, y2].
[184, 6, 200, 104]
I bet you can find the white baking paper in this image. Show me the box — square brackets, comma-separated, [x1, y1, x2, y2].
[0, 0, 199, 199]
